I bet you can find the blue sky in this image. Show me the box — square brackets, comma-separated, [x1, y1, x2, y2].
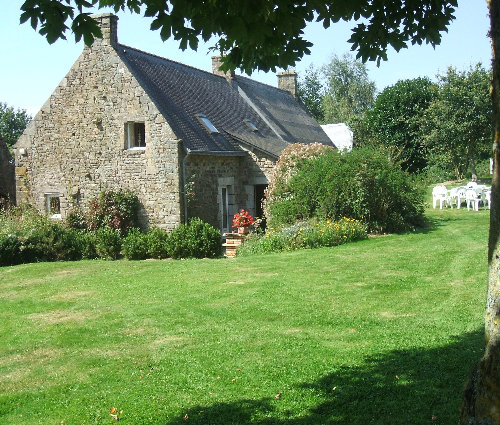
[1, 1, 492, 116]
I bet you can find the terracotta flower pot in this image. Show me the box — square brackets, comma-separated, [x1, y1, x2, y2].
[238, 226, 249, 235]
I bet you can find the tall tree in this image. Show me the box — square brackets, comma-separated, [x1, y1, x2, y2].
[421, 64, 492, 180]
[365, 77, 438, 173]
[15, 0, 500, 423]
[297, 64, 325, 123]
[460, 2, 500, 422]
[323, 53, 376, 124]
[0, 102, 31, 148]
[322, 53, 376, 125]
[297, 54, 375, 144]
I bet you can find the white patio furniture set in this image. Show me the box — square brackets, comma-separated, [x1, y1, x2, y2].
[432, 182, 491, 211]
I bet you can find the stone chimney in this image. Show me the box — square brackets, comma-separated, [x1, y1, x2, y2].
[211, 55, 235, 80]
[91, 13, 118, 46]
[277, 71, 297, 97]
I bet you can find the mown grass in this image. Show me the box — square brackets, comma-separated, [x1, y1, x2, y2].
[0, 207, 489, 425]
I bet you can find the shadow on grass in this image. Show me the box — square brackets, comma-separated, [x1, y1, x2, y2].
[165, 330, 484, 425]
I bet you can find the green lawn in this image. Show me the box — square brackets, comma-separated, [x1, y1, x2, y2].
[0, 208, 489, 425]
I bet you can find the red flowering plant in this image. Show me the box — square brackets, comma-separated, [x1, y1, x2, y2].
[232, 209, 255, 229]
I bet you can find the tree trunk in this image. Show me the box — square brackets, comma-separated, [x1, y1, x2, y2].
[470, 157, 478, 182]
[460, 1, 500, 423]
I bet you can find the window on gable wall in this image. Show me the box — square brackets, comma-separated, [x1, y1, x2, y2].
[45, 194, 61, 218]
[125, 122, 146, 149]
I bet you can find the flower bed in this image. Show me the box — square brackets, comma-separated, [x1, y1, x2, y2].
[236, 217, 367, 256]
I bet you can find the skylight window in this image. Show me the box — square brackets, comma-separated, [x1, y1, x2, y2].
[244, 119, 258, 132]
[196, 114, 219, 134]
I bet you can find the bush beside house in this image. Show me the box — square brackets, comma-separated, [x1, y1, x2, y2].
[0, 191, 223, 266]
[265, 147, 425, 233]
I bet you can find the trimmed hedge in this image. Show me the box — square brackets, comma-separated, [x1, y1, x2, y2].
[166, 218, 222, 259]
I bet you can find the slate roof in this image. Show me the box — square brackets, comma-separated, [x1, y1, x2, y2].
[116, 44, 333, 157]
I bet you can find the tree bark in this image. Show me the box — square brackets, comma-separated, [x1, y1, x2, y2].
[460, 1, 500, 423]
[470, 157, 478, 182]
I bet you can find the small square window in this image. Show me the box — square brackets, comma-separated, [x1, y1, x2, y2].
[125, 122, 146, 149]
[45, 194, 61, 218]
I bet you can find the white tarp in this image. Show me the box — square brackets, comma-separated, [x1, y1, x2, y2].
[321, 123, 353, 152]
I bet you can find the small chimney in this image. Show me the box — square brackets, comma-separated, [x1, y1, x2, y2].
[277, 71, 297, 97]
[211, 55, 235, 80]
[91, 13, 118, 46]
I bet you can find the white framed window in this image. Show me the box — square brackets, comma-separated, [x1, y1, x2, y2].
[125, 122, 146, 149]
[196, 114, 219, 134]
[45, 194, 61, 219]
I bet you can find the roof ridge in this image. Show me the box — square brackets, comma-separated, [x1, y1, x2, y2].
[236, 74, 291, 94]
[116, 43, 228, 81]
[116, 43, 288, 93]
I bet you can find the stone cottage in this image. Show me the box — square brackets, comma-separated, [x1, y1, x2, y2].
[15, 13, 334, 232]
[0, 136, 15, 208]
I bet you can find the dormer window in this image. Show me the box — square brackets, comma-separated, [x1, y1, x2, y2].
[244, 119, 258, 132]
[125, 122, 146, 149]
[196, 114, 219, 134]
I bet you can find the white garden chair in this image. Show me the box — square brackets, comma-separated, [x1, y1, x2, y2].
[484, 190, 491, 209]
[432, 185, 449, 209]
[447, 187, 458, 208]
[466, 189, 481, 211]
[455, 187, 468, 209]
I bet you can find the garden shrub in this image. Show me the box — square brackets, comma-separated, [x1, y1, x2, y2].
[166, 218, 222, 259]
[147, 228, 170, 259]
[78, 231, 98, 260]
[0, 234, 22, 266]
[87, 190, 140, 235]
[122, 228, 149, 260]
[265, 147, 425, 233]
[66, 208, 87, 230]
[263, 142, 334, 220]
[94, 228, 122, 260]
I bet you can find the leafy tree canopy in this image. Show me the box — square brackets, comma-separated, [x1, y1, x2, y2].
[297, 53, 375, 146]
[421, 64, 492, 180]
[0, 102, 31, 148]
[297, 64, 325, 122]
[365, 77, 438, 173]
[20, 0, 457, 73]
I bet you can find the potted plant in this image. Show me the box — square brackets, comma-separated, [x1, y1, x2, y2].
[232, 209, 255, 234]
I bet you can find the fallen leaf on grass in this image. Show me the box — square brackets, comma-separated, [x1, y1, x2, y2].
[274, 392, 282, 399]
[109, 407, 121, 421]
[184, 413, 189, 420]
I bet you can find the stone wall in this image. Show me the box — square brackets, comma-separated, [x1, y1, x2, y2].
[184, 147, 276, 229]
[15, 14, 182, 230]
[184, 154, 244, 229]
[0, 137, 15, 206]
